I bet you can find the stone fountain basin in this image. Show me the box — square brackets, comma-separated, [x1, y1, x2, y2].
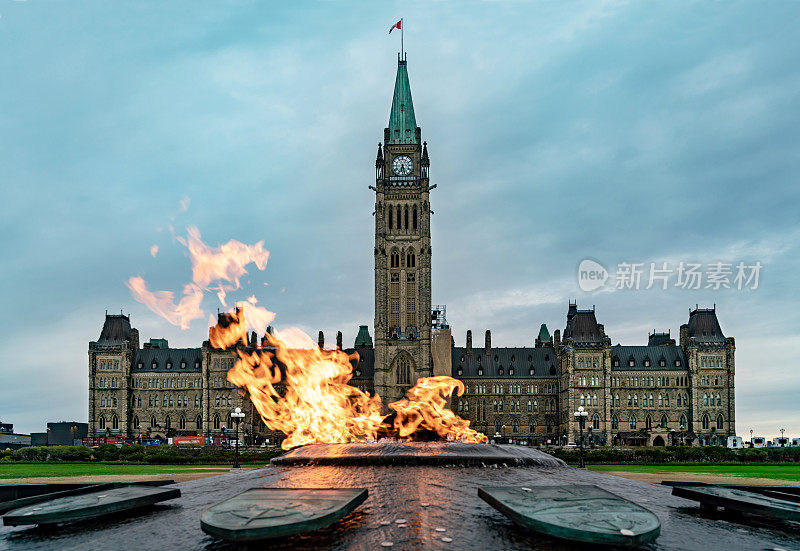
[271, 441, 566, 467]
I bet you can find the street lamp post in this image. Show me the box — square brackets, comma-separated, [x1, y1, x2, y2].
[750, 429, 753, 448]
[230, 407, 246, 469]
[573, 406, 589, 468]
[780, 427, 786, 446]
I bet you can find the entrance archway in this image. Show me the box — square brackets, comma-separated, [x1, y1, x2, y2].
[652, 435, 665, 447]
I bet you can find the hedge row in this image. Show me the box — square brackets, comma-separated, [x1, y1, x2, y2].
[547, 445, 800, 464]
[0, 445, 282, 464]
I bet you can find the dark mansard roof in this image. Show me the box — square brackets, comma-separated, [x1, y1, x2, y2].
[563, 308, 602, 343]
[133, 348, 202, 373]
[452, 347, 559, 379]
[687, 308, 726, 343]
[95, 314, 132, 346]
[346, 347, 374, 380]
[611, 345, 687, 371]
[647, 332, 673, 346]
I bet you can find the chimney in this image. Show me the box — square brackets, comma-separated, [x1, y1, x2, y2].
[336, 331, 343, 350]
[485, 330, 491, 355]
[554, 329, 561, 349]
[466, 330, 473, 355]
[318, 331, 324, 349]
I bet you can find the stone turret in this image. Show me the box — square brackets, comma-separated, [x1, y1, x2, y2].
[485, 330, 491, 355]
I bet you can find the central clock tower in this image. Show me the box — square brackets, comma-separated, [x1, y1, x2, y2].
[372, 54, 434, 405]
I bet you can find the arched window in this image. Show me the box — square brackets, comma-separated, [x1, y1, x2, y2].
[658, 394, 663, 407]
[196, 415, 202, 430]
[530, 418, 536, 432]
[111, 415, 119, 430]
[633, 395, 638, 406]
[645, 415, 652, 430]
[611, 415, 619, 430]
[627, 394, 632, 406]
[580, 394, 585, 406]
[390, 249, 400, 268]
[397, 205, 402, 230]
[150, 415, 157, 428]
[716, 393, 721, 406]
[213, 414, 220, 430]
[660, 414, 668, 428]
[679, 414, 687, 429]
[412, 205, 417, 230]
[179, 415, 186, 430]
[527, 400, 532, 412]
[592, 394, 598, 406]
[406, 250, 415, 268]
[165, 415, 171, 430]
[629, 416, 637, 430]
[98, 416, 106, 429]
[395, 354, 411, 385]
[388, 208, 393, 230]
[592, 414, 600, 430]
[649, 394, 654, 407]
[702, 414, 710, 430]
[132, 415, 139, 428]
[703, 394, 709, 406]
[404, 206, 409, 229]
[716, 414, 724, 430]
[677, 394, 682, 406]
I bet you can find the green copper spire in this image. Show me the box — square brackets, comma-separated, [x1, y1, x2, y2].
[538, 324, 552, 343]
[387, 58, 417, 144]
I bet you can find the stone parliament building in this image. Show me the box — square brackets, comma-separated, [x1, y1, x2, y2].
[89, 55, 736, 447]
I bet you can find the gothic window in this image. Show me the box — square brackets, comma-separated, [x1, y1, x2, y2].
[665, 394, 670, 407]
[703, 394, 709, 406]
[413, 205, 417, 230]
[404, 206, 409, 229]
[649, 394, 654, 407]
[388, 208, 393, 230]
[213, 414, 220, 430]
[99, 416, 106, 429]
[533, 400, 538, 412]
[716, 414, 724, 430]
[661, 414, 668, 428]
[580, 394, 585, 406]
[679, 414, 687, 429]
[390, 250, 400, 268]
[527, 400, 532, 412]
[677, 394, 682, 406]
[179, 416, 186, 430]
[645, 415, 652, 430]
[165, 415, 171, 430]
[132, 415, 139, 428]
[633, 395, 638, 406]
[530, 418, 536, 432]
[397, 205, 402, 230]
[611, 415, 619, 430]
[716, 393, 721, 406]
[195, 415, 202, 429]
[512, 419, 519, 433]
[592, 414, 600, 430]
[395, 354, 411, 385]
[702, 414, 710, 430]
[592, 394, 598, 406]
[629, 416, 637, 429]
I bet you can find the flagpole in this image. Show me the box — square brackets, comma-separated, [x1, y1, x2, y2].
[401, 18, 404, 60]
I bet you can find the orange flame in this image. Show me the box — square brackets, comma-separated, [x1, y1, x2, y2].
[209, 309, 486, 450]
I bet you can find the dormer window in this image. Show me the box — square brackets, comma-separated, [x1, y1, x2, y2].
[166, 361, 172, 370]
[457, 367, 463, 376]
[675, 359, 681, 367]
[355, 369, 362, 377]
[659, 358, 666, 367]
[509, 367, 514, 375]
[529, 367, 534, 376]
[613, 358, 620, 367]
[180, 361, 187, 369]
[628, 358, 635, 367]
[549, 365, 556, 376]
[644, 358, 651, 367]
[460, 356, 464, 363]
[511, 355, 516, 362]
[478, 368, 484, 376]
[477, 356, 482, 363]
[195, 360, 201, 369]
[138, 362, 144, 370]
[151, 360, 157, 370]
[494, 355, 499, 362]
[498, 366, 504, 375]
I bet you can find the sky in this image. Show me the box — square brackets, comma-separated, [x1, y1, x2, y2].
[0, 1, 798, 438]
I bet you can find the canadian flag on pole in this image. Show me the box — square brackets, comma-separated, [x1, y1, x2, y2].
[389, 20, 401, 34]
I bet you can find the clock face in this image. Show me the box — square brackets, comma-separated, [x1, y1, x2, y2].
[392, 155, 413, 176]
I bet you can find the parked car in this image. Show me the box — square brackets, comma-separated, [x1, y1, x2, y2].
[751, 436, 766, 448]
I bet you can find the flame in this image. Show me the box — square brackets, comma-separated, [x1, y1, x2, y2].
[130, 226, 486, 449]
[210, 308, 486, 450]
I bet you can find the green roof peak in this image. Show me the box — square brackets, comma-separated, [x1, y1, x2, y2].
[388, 58, 417, 144]
[354, 325, 373, 348]
[538, 324, 551, 343]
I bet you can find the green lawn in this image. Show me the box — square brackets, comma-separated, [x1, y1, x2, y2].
[587, 464, 800, 482]
[0, 463, 263, 479]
